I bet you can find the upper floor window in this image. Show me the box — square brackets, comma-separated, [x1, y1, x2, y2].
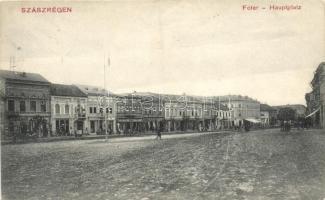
[8, 100, 15, 111]
[55, 104, 60, 114]
[30, 101, 36, 112]
[20, 101, 26, 112]
[89, 107, 93, 114]
[93, 107, 97, 113]
[65, 104, 69, 114]
[40, 101, 46, 112]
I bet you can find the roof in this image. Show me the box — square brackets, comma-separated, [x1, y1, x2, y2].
[0, 70, 50, 83]
[260, 104, 276, 112]
[212, 95, 260, 103]
[75, 84, 116, 97]
[51, 84, 87, 97]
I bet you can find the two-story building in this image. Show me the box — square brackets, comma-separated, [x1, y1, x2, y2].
[76, 85, 117, 135]
[116, 93, 143, 134]
[50, 84, 87, 136]
[136, 92, 165, 133]
[0, 70, 51, 139]
[163, 94, 204, 132]
[213, 102, 232, 129]
[216, 95, 261, 128]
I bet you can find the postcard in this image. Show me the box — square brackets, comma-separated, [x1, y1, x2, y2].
[0, 0, 324, 199]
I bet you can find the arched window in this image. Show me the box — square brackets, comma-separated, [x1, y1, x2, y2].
[65, 104, 69, 114]
[55, 104, 60, 114]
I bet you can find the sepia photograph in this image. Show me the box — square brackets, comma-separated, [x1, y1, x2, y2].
[0, 0, 325, 199]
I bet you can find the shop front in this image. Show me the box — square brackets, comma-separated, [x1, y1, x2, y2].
[117, 118, 143, 135]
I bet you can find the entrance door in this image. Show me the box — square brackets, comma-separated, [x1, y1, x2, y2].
[56, 120, 60, 134]
[77, 121, 83, 131]
[90, 121, 95, 133]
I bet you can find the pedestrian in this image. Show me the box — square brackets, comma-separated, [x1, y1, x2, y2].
[156, 126, 162, 140]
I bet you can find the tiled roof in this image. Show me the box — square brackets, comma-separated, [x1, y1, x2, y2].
[51, 84, 87, 97]
[0, 70, 49, 83]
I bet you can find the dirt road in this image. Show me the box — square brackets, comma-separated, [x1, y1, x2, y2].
[2, 129, 325, 200]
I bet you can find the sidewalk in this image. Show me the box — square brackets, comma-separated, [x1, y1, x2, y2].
[1, 130, 231, 145]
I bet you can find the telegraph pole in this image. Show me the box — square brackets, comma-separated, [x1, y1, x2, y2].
[104, 55, 110, 141]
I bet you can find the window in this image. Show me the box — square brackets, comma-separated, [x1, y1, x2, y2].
[89, 107, 93, 114]
[100, 108, 103, 113]
[109, 108, 113, 114]
[94, 107, 97, 113]
[55, 104, 60, 114]
[41, 101, 46, 112]
[8, 100, 15, 111]
[20, 101, 26, 112]
[30, 101, 36, 112]
[65, 104, 69, 114]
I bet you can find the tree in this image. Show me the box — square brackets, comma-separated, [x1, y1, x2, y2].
[277, 107, 296, 121]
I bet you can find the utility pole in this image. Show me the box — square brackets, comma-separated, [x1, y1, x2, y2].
[10, 56, 16, 72]
[104, 55, 110, 141]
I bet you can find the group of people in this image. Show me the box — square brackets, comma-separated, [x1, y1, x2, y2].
[280, 121, 292, 132]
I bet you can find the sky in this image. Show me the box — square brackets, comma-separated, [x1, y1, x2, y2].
[0, 0, 324, 106]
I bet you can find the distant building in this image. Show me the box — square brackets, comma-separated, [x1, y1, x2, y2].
[50, 84, 87, 136]
[260, 104, 277, 127]
[0, 70, 51, 139]
[216, 95, 261, 127]
[305, 62, 325, 128]
[273, 104, 306, 119]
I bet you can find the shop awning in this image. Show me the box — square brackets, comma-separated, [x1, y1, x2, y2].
[245, 118, 261, 123]
[305, 107, 320, 118]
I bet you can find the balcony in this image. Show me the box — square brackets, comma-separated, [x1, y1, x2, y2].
[77, 113, 86, 119]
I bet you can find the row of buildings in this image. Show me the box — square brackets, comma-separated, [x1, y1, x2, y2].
[0, 69, 285, 139]
[305, 62, 325, 129]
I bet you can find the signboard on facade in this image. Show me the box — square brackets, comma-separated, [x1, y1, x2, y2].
[117, 119, 142, 123]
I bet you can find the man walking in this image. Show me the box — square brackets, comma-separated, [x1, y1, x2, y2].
[156, 125, 162, 140]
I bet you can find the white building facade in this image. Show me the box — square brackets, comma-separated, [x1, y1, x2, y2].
[50, 84, 87, 136]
